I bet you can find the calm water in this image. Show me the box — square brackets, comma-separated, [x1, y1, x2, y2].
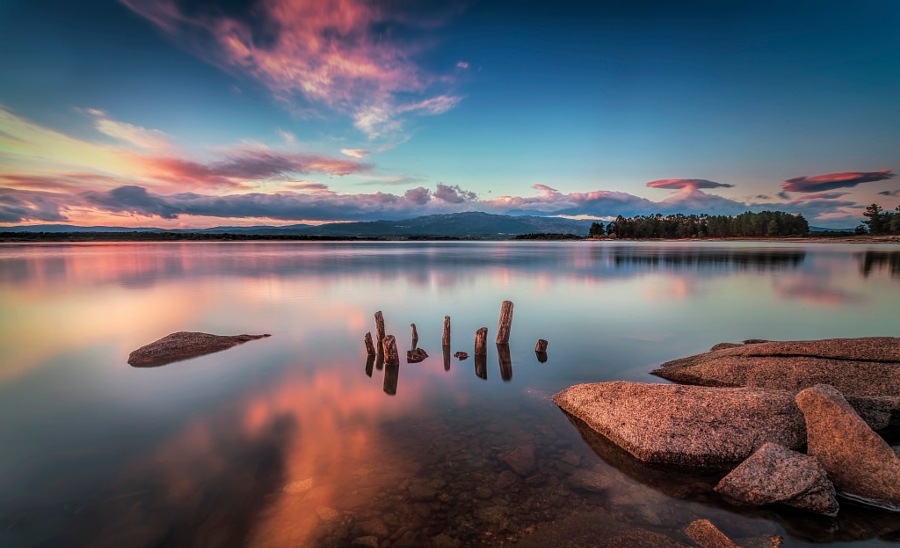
[1, 241, 899, 547]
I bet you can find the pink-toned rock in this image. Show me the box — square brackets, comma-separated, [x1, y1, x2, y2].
[795, 384, 900, 511]
[715, 442, 838, 516]
[127, 331, 270, 367]
[684, 519, 740, 548]
[553, 382, 805, 469]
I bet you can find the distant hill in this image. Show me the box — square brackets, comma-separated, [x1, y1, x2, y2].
[0, 213, 594, 239]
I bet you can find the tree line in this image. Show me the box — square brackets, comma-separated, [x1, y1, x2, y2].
[858, 204, 900, 235]
[589, 210, 810, 239]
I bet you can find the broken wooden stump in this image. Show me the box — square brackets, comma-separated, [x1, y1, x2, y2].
[365, 355, 375, 377]
[535, 339, 548, 352]
[407, 347, 428, 363]
[498, 343, 512, 382]
[364, 332, 377, 356]
[410, 323, 419, 348]
[454, 351, 469, 360]
[443, 345, 451, 371]
[496, 301, 514, 344]
[475, 327, 488, 355]
[382, 335, 400, 366]
[474, 353, 487, 380]
[383, 362, 399, 396]
[374, 311, 386, 341]
[442, 316, 451, 346]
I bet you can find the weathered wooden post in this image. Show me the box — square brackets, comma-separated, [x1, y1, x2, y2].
[364, 332, 377, 356]
[496, 301, 514, 344]
[534, 339, 548, 352]
[410, 323, 419, 349]
[474, 353, 487, 380]
[442, 316, 451, 347]
[383, 362, 399, 396]
[475, 327, 488, 355]
[497, 343, 512, 382]
[365, 355, 375, 377]
[382, 335, 400, 366]
[374, 311, 386, 341]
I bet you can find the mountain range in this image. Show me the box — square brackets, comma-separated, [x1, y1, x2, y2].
[0, 212, 596, 238]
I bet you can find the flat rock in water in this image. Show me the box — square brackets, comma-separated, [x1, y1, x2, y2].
[127, 331, 270, 367]
[795, 384, 900, 511]
[454, 351, 468, 360]
[652, 337, 900, 398]
[552, 382, 806, 469]
[715, 442, 839, 516]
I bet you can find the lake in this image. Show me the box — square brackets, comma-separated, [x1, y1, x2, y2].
[1, 241, 899, 547]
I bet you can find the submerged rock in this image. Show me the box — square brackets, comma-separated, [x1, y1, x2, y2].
[498, 445, 536, 476]
[127, 331, 270, 367]
[453, 351, 468, 360]
[683, 519, 740, 548]
[552, 382, 806, 469]
[795, 384, 900, 511]
[714, 442, 839, 516]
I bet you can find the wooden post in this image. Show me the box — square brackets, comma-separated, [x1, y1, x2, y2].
[442, 316, 451, 347]
[382, 335, 399, 366]
[474, 353, 487, 380]
[374, 311, 386, 341]
[474, 327, 488, 355]
[375, 345, 384, 370]
[383, 362, 399, 396]
[364, 332, 376, 355]
[496, 301, 514, 344]
[410, 323, 418, 349]
[534, 339, 548, 352]
[497, 343, 512, 382]
[442, 345, 451, 371]
[365, 355, 375, 377]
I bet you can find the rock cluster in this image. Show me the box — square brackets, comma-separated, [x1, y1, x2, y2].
[554, 337, 900, 517]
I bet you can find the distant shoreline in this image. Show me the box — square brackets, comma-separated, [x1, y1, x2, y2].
[1, 232, 898, 244]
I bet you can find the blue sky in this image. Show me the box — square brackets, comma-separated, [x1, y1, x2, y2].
[0, 0, 898, 227]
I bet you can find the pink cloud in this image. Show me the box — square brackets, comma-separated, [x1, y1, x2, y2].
[121, 0, 462, 138]
[782, 170, 894, 193]
[646, 178, 734, 190]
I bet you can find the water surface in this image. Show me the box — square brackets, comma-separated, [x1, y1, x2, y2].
[1, 241, 899, 547]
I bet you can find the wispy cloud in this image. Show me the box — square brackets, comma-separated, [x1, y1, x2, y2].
[120, 0, 463, 139]
[782, 170, 894, 193]
[340, 148, 369, 159]
[646, 178, 734, 190]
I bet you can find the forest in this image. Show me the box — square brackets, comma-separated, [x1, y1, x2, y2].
[591, 210, 811, 239]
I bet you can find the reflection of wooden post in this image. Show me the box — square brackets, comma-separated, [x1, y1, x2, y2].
[474, 353, 487, 380]
[375, 345, 384, 370]
[365, 355, 375, 377]
[383, 335, 399, 366]
[497, 343, 512, 382]
[535, 350, 548, 363]
[410, 323, 418, 349]
[535, 339, 548, 352]
[374, 311, 386, 341]
[475, 327, 488, 355]
[364, 332, 376, 355]
[442, 316, 451, 346]
[442, 345, 451, 371]
[496, 301, 514, 344]
[383, 362, 399, 396]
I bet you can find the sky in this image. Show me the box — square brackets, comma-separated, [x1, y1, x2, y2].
[0, 0, 898, 228]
